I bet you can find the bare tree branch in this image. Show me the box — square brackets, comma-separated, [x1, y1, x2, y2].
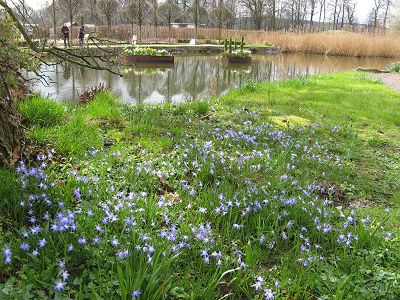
[0, 0, 123, 77]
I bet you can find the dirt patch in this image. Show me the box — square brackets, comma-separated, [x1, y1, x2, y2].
[319, 184, 373, 208]
[0, 271, 9, 284]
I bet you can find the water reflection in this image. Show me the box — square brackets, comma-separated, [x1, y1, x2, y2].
[29, 54, 394, 103]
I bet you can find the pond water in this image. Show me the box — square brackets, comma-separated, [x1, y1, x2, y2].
[28, 54, 394, 103]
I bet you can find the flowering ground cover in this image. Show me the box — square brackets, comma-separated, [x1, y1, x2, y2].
[0, 73, 399, 299]
[123, 47, 170, 56]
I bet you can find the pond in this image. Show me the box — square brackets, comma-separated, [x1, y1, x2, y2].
[28, 54, 394, 103]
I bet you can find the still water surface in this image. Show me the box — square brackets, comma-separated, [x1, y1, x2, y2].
[29, 54, 394, 103]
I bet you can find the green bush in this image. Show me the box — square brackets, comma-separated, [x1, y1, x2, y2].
[177, 38, 191, 43]
[388, 62, 400, 73]
[18, 95, 65, 127]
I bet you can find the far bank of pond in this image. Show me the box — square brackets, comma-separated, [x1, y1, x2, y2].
[28, 53, 394, 103]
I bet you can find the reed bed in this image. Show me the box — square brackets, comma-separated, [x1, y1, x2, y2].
[263, 31, 400, 58]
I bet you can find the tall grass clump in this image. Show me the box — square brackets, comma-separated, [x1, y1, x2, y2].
[0, 169, 23, 223]
[186, 100, 210, 115]
[86, 91, 123, 122]
[29, 113, 103, 156]
[240, 78, 258, 93]
[18, 94, 65, 127]
[125, 104, 163, 136]
[55, 114, 103, 155]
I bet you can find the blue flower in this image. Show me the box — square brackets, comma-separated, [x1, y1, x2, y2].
[20, 242, 30, 251]
[251, 276, 264, 291]
[73, 188, 81, 201]
[2, 246, 11, 265]
[39, 238, 47, 248]
[110, 238, 119, 247]
[61, 270, 70, 281]
[58, 260, 66, 269]
[54, 280, 66, 292]
[132, 289, 141, 298]
[263, 288, 275, 300]
[78, 237, 87, 245]
[385, 232, 393, 239]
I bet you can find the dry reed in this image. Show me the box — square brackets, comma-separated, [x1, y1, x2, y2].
[264, 31, 400, 58]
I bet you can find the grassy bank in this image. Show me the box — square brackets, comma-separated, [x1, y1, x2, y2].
[1, 73, 399, 299]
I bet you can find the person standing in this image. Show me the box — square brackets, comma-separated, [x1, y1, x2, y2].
[79, 26, 85, 46]
[61, 24, 70, 47]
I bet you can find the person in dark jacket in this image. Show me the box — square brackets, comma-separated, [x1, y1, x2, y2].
[61, 24, 70, 47]
[79, 26, 85, 46]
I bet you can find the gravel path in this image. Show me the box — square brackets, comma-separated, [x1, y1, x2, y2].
[375, 73, 400, 94]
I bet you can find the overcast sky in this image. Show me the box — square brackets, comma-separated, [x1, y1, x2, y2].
[25, 0, 387, 23]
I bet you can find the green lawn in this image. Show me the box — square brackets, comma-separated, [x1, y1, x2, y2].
[0, 72, 399, 299]
[225, 72, 400, 206]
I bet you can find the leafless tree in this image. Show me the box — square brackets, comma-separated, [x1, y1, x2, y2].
[382, 0, 392, 28]
[345, 0, 356, 26]
[225, 0, 239, 28]
[309, 0, 317, 28]
[318, 0, 326, 26]
[371, 0, 384, 28]
[269, 0, 277, 29]
[210, 0, 232, 40]
[240, 0, 267, 30]
[150, 0, 158, 37]
[331, 0, 340, 29]
[124, 0, 151, 43]
[158, 0, 182, 42]
[97, 0, 121, 31]
[187, 0, 208, 37]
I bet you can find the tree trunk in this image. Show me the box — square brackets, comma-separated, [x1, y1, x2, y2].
[341, 2, 345, 29]
[153, 3, 158, 38]
[271, 0, 276, 30]
[333, 0, 338, 29]
[53, 0, 56, 44]
[0, 69, 25, 167]
[168, 24, 171, 44]
[310, 2, 315, 30]
[69, 0, 73, 47]
[383, 0, 390, 28]
[139, 24, 142, 44]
